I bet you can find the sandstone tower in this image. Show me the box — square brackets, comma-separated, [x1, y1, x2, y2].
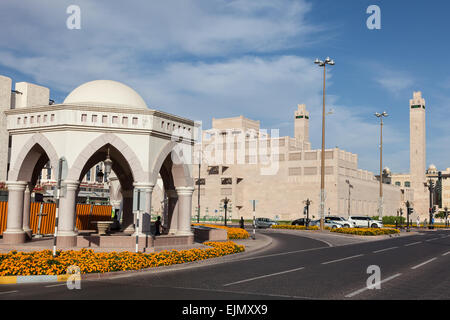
[410, 91, 426, 186]
[294, 104, 311, 150]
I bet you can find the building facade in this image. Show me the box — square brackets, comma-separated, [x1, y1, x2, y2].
[191, 104, 413, 221]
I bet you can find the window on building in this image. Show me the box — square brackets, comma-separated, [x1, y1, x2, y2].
[132, 117, 138, 125]
[51, 114, 55, 122]
[405, 181, 411, 188]
[102, 115, 108, 124]
[221, 178, 232, 185]
[112, 116, 119, 124]
[92, 115, 98, 123]
[195, 178, 205, 185]
[208, 166, 219, 175]
[122, 117, 128, 125]
[86, 169, 91, 182]
[395, 181, 401, 186]
[81, 114, 87, 122]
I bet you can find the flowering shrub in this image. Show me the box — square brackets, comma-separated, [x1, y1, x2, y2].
[330, 228, 400, 236]
[192, 224, 249, 239]
[0, 241, 244, 276]
[271, 225, 319, 230]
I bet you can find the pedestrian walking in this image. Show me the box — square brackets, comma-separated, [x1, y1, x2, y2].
[416, 216, 420, 229]
[240, 216, 245, 229]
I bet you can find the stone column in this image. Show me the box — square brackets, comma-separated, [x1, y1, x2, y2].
[121, 189, 135, 234]
[175, 187, 195, 236]
[162, 192, 169, 234]
[57, 180, 79, 247]
[3, 181, 27, 244]
[166, 189, 179, 234]
[132, 183, 154, 236]
[22, 183, 33, 240]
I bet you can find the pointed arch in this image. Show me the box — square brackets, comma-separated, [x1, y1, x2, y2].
[149, 141, 193, 187]
[8, 133, 59, 182]
[66, 133, 146, 183]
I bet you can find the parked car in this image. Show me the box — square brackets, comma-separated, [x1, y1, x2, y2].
[348, 216, 383, 228]
[310, 219, 345, 229]
[255, 217, 278, 229]
[291, 218, 311, 226]
[325, 216, 355, 228]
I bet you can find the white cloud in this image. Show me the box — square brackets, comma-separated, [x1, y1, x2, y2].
[373, 68, 415, 95]
[0, 0, 413, 174]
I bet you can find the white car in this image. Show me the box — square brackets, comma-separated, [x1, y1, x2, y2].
[325, 216, 355, 228]
[310, 219, 345, 229]
[348, 216, 383, 228]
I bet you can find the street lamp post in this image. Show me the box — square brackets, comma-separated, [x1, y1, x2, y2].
[345, 179, 353, 218]
[197, 150, 202, 223]
[374, 111, 388, 219]
[223, 197, 230, 226]
[303, 198, 311, 230]
[445, 206, 449, 228]
[314, 57, 335, 230]
[425, 179, 435, 229]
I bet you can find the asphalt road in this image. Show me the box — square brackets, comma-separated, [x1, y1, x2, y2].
[1, 229, 449, 300]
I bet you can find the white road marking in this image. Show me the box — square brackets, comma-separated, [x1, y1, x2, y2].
[404, 241, 422, 246]
[321, 254, 364, 265]
[236, 246, 330, 262]
[442, 251, 450, 256]
[223, 266, 305, 287]
[345, 273, 402, 298]
[45, 283, 66, 288]
[0, 290, 18, 295]
[411, 257, 437, 270]
[373, 246, 398, 253]
[425, 238, 440, 242]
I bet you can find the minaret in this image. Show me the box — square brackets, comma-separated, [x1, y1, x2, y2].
[294, 104, 310, 149]
[410, 91, 426, 186]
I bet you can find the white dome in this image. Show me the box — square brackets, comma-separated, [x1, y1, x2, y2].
[428, 164, 437, 171]
[64, 80, 148, 109]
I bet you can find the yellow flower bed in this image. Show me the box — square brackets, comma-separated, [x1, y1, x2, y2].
[271, 225, 319, 230]
[192, 224, 250, 239]
[0, 241, 244, 276]
[384, 224, 448, 229]
[330, 228, 400, 236]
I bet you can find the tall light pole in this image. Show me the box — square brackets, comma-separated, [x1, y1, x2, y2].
[374, 111, 388, 219]
[315, 57, 335, 230]
[197, 150, 202, 223]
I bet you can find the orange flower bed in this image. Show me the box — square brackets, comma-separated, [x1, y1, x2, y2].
[192, 224, 250, 239]
[0, 241, 244, 276]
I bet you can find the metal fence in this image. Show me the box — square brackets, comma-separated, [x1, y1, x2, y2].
[0, 202, 112, 235]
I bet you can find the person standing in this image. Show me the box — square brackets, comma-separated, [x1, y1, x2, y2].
[240, 216, 245, 229]
[154, 216, 162, 236]
[416, 216, 420, 229]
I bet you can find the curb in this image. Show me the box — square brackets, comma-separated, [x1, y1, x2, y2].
[0, 274, 72, 285]
[0, 235, 274, 285]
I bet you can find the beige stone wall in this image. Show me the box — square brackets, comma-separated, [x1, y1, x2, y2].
[0, 76, 12, 182]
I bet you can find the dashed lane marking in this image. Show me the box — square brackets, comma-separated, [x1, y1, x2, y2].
[345, 273, 402, 298]
[411, 257, 437, 270]
[373, 246, 398, 254]
[321, 254, 364, 265]
[404, 241, 422, 246]
[223, 266, 305, 287]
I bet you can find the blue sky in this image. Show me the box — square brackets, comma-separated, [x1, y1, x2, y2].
[0, 0, 449, 174]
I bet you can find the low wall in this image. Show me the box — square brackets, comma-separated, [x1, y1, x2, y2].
[193, 226, 228, 242]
